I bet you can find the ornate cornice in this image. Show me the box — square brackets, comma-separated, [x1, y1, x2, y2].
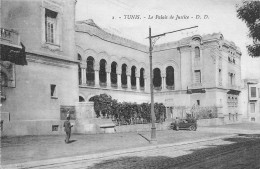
[76, 21, 148, 53]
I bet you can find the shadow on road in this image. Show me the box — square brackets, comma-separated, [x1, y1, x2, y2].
[87, 134, 260, 169]
[67, 140, 77, 144]
[137, 133, 150, 143]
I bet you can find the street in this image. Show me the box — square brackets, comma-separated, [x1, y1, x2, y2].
[65, 134, 260, 169]
[9, 133, 259, 169]
[1, 130, 230, 165]
[2, 123, 260, 169]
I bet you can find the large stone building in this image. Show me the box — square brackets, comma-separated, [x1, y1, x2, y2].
[76, 19, 242, 124]
[1, 0, 244, 136]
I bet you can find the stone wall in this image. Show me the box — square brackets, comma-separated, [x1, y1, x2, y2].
[115, 123, 170, 133]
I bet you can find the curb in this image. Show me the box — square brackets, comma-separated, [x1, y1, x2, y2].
[2, 134, 236, 169]
[198, 127, 260, 134]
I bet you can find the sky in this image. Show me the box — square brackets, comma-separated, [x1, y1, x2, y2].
[76, 0, 260, 79]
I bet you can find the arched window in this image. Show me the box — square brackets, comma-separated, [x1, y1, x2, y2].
[153, 68, 161, 88]
[79, 96, 85, 102]
[78, 54, 82, 84]
[195, 47, 200, 58]
[86, 57, 94, 84]
[111, 62, 117, 86]
[78, 54, 82, 61]
[140, 68, 145, 89]
[121, 64, 127, 88]
[99, 59, 107, 84]
[78, 66, 82, 85]
[166, 66, 174, 88]
[131, 66, 136, 87]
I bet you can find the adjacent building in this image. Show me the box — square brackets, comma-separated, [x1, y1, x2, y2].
[240, 79, 260, 122]
[1, 0, 79, 135]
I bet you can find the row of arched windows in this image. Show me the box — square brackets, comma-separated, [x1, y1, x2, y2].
[78, 55, 175, 90]
[153, 67, 175, 89]
[79, 56, 146, 89]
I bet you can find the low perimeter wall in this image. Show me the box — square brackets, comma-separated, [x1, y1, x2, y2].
[1, 120, 77, 136]
[114, 118, 226, 133]
[197, 118, 225, 127]
[115, 122, 170, 133]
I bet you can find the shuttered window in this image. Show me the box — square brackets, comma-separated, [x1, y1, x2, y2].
[45, 9, 57, 44]
[250, 103, 255, 113]
[194, 70, 201, 83]
[251, 87, 256, 98]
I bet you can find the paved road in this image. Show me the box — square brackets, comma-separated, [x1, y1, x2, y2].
[1, 130, 229, 165]
[10, 134, 259, 169]
[2, 123, 260, 169]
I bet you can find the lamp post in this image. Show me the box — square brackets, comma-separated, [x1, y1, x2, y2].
[149, 27, 156, 143]
[148, 26, 198, 144]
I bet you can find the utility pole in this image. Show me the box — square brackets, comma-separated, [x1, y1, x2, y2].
[148, 26, 198, 144]
[149, 27, 156, 144]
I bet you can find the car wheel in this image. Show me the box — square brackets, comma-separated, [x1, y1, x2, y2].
[189, 125, 196, 131]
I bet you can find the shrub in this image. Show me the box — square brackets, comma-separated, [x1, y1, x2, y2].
[191, 106, 218, 119]
[89, 94, 166, 124]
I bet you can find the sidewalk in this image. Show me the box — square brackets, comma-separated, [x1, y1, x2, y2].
[200, 122, 260, 133]
[1, 122, 260, 168]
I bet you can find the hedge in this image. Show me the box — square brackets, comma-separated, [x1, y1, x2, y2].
[89, 94, 166, 125]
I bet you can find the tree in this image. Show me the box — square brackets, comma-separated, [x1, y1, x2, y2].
[89, 93, 113, 117]
[236, 1, 260, 57]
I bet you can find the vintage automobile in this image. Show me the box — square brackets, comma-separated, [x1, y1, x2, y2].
[170, 118, 197, 131]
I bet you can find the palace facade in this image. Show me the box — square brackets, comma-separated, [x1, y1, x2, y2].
[76, 19, 242, 125]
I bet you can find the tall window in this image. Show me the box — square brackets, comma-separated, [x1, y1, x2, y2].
[250, 103, 255, 113]
[131, 66, 136, 87]
[140, 68, 145, 89]
[194, 70, 201, 83]
[78, 54, 82, 85]
[195, 47, 200, 58]
[258, 88, 260, 98]
[121, 64, 127, 87]
[251, 87, 256, 98]
[50, 84, 57, 98]
[153, 68, 162, 88]
[45, 9, 57, 44]
[219, 69, 222, 85]
[87, 57, 94, 82]
[111, 62, 117, 85]
[166, 66, 174, 87]
[229, 73, 234, 86]
[78, 66, 82, 85]
[99, 59, 107, 83]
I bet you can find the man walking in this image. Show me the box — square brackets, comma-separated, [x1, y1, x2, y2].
[63, 116, 73, 143]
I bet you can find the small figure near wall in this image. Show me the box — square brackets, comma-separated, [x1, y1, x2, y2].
[63, 116, 73, 144]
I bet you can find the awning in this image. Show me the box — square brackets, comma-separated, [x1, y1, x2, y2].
[0, 42, 27, 65]
[187, 88, 206, 94]
[227, 89, 240, 95]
